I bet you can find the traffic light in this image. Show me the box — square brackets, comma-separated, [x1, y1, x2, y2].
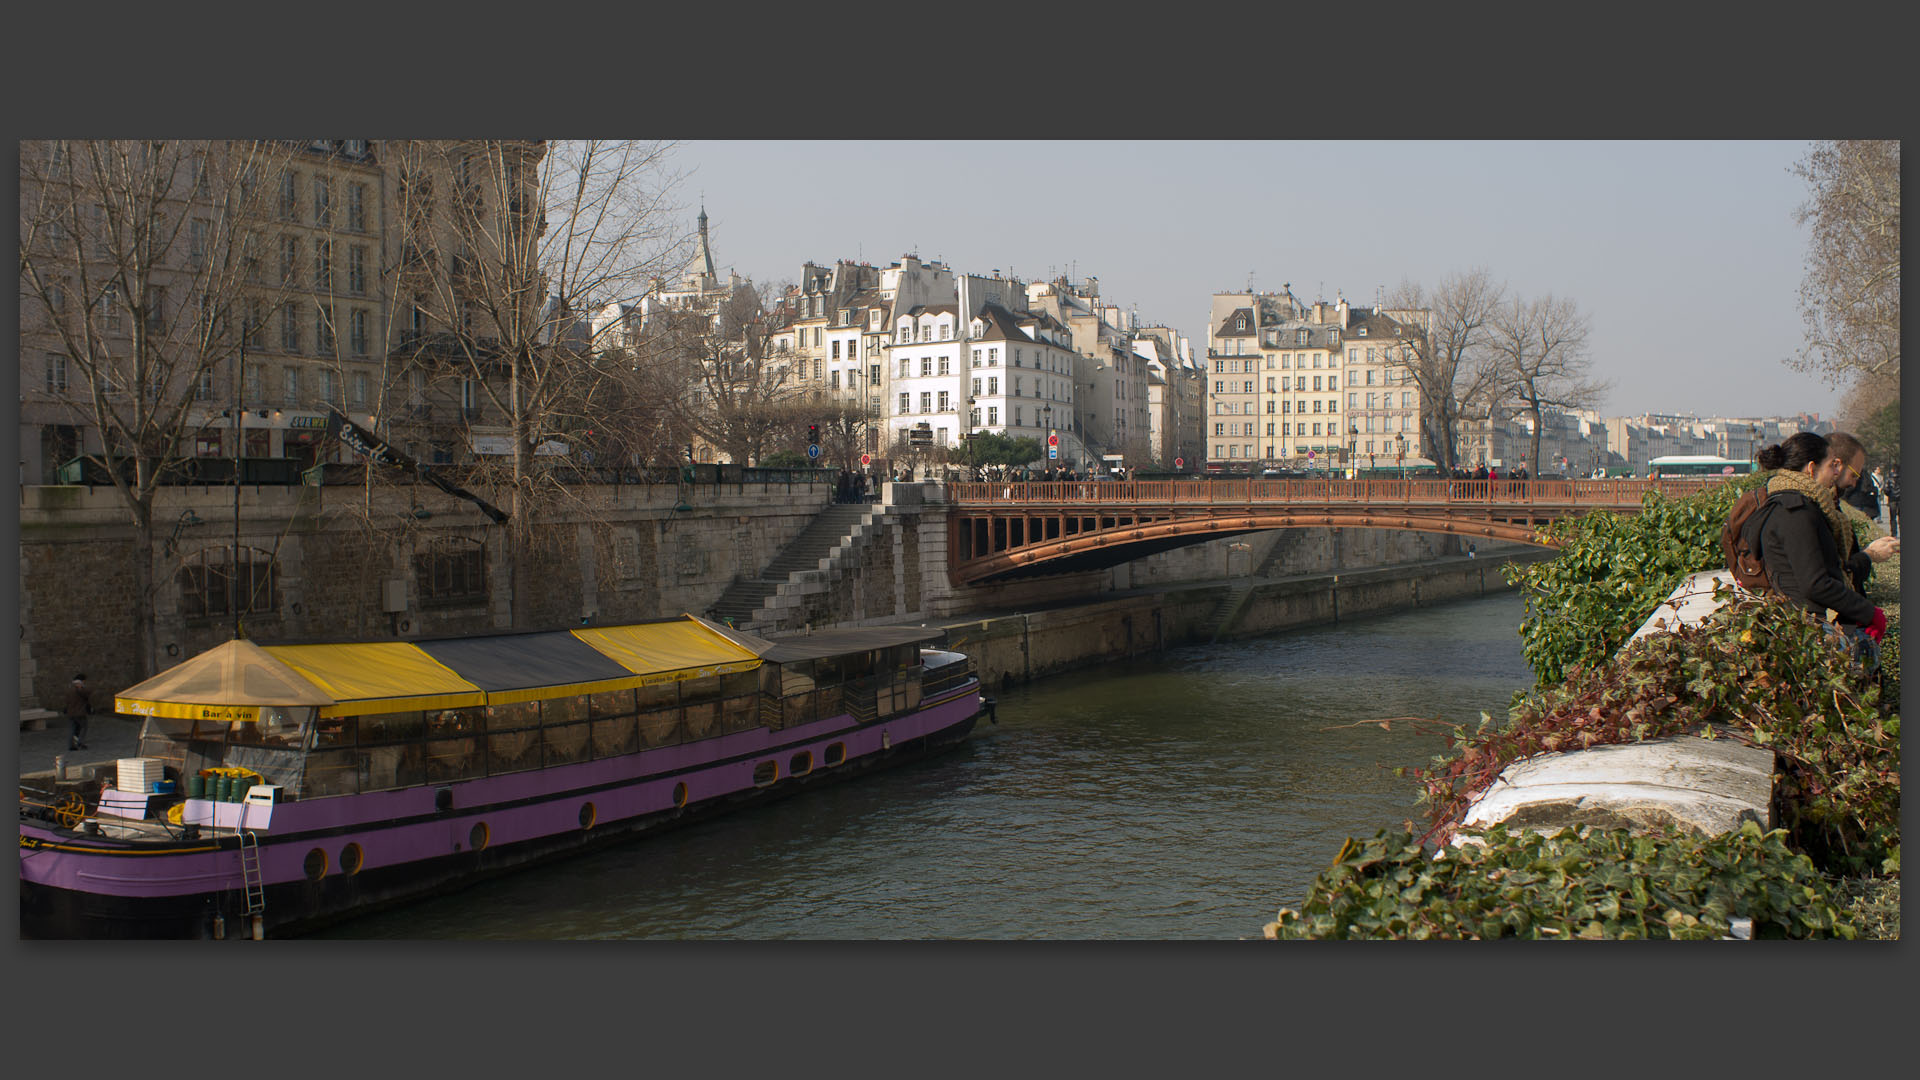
[807, 424, 819, 446]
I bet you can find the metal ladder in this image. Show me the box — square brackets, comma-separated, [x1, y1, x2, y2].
[238, 829, 265, 918]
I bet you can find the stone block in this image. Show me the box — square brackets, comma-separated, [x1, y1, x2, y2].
[1461, 735, 1775, 838]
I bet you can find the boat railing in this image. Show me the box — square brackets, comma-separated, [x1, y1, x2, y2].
[920, 656, 974, 699]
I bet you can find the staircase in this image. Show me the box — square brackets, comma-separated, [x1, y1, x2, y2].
[1207, 580, 1258, 643]
[707, 503, 873, 629]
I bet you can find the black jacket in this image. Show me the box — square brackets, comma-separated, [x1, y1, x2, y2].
[1756, 491, 1875, 627]
[1842, 472, 1881, 520]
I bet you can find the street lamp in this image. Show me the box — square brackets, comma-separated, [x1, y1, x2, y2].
[1043, 402, 1054, 469]
[1349, 425, 1358, 479]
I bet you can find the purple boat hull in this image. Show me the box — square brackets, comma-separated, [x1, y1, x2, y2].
[21, 685, 982, 938]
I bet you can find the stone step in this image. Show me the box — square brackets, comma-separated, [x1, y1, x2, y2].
[21, 708, 55, 732]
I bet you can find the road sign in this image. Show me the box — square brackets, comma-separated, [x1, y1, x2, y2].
[860, 453, 871, 466]
[1047, 433, 1059, 447]
[1048, 446, 1058, 460]
[806, 444, 821, 459]
[1174, 457, 1184, 469]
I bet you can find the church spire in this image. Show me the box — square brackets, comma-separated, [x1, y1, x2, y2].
[697, 205, 717, 286]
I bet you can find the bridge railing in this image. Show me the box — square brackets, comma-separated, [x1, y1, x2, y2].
[942, 477, 1718, 508]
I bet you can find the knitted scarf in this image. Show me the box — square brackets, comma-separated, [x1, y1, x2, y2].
[1767, 466, 1856, 564]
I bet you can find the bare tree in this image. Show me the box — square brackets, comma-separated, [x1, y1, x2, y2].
[1486, 293, 1607, 473]
[386, 140, 691, 628]
[1789, 140, 1899, 386]
[1384, 268, 1505, 473]
[19, 139, 296, 676]
[636, 285, 808, 465]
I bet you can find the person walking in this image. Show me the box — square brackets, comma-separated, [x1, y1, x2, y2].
[64, 672, 92, 751]
[1751, 432, 1899, 659]
[1884, 469, 1900, 539]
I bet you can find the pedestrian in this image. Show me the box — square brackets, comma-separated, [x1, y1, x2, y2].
[1884, 469, 1900, 539]
[1751, 432, 1899, 662]
[1837, 442, 1881, 521]
[64, 672, 92, 751]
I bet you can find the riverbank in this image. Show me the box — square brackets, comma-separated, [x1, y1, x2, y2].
[932, 546, 1551, 692]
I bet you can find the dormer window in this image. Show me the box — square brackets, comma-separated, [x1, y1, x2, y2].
[1297, 329, 1309, 346]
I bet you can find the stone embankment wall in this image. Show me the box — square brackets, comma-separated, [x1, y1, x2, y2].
[16, 480, 836, 710]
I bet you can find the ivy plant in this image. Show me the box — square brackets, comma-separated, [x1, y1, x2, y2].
[1265, 821, 1855, 940]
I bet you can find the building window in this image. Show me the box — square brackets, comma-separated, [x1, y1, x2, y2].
[920, 357, 932, 377]
[919, 392, 932, 414]
[314, 239, 331, 291]
[350, 309, 369, 356]
[45, 353, 68, 394]
[179, 546, 280, 619]
[317, 368, 337, 404]
[898, 393, 910, 415]
[987, 406, 998, 426]
[351, 370, 369, 404]
[280, 235, 298, 284]
[987, 376, 998, 395]
[938, 356, 950, 375]
[188, 219, 209, 266]
[416, 538, 487, 606]
[98, 286, 122, 332]
[313, 176, 331, 227]
[938, 390, 950, 412]
[283, 366, 300, 402]
[349, 245, 366, 294]
[831, 340, 840, 359]
[1214, 422, 1225, 437]
[348, 183, 366, 232]
[988, 348, 998, 364]
[315, 305, 335, 353]
[280, 172, 299, 221]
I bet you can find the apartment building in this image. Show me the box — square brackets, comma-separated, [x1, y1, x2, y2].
[18, 139, 393, 482]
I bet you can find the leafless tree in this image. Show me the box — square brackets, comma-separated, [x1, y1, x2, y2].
[634, 284, 812, 466]
[385, 139, 691, 628]
[1486, 293, 1608, 473]
[1789, 140, 1899, 387]
[1384, 268, 1505, 473]
[19, 139, 297, 676]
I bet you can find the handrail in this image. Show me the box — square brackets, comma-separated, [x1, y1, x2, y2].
[942, 477, 1718, 509]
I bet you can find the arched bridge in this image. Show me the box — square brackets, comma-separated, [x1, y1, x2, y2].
[942, 477, 1720, 585]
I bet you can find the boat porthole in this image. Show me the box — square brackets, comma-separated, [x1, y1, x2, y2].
[340, 842, 364, 875]
[671, 782, 688, 808]
[824, 742, 846, 767]
[579, 802, 597, 830]
[789, 750, 813, 776]
[753, 761, 778, 787]
[469, 822, 490, 851]
[303, 847, 328, 881]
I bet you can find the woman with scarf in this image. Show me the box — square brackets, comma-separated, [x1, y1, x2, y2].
[1753, 431, 1900, 648]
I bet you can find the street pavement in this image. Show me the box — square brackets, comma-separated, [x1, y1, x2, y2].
[17, 711, 147, 779]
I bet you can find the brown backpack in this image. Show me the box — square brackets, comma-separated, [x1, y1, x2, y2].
[1721, 485, 1784, 592]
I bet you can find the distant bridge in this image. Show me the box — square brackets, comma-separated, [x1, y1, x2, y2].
[941, 477, 1720, 585]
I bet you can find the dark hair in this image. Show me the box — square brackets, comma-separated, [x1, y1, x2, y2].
[1756, 431, 1828, 472]
[1827, 431, 1866, 466]
[73, 672, 85, 681]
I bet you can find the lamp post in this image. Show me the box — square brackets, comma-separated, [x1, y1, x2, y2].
[966, 394, 978, 478]
[1349, 424, 1358, 479]
[1043, 402, 1054, 471]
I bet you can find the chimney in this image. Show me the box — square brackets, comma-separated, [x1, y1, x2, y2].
[1336, 296, 1350, 329]
[1312, 302, 1327, 324]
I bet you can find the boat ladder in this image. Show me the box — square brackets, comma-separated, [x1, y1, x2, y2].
[239, 829, 265, 917]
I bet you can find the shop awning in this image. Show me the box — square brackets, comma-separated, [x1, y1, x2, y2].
[116, 639, 337, 723]
[573, 618, 762, 686]
[414, 631, 639, 705]
[265, 642, 486, 716]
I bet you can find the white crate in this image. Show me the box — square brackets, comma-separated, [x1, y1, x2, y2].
[117, 758, 164, 790]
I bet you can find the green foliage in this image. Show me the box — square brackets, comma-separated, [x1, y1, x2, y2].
[966, 431, 1045, 468]
[1265, 822, 1855, 940]
[1855, 397, 1901, 472]
[1503, 478, 1757, 686]
[757, 450, 812, 468]
[1405, 588, 1899, 875]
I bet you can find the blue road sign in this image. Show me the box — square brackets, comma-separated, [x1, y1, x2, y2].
[806, 444, 821, 459]
[1048, 446, 1058, 460]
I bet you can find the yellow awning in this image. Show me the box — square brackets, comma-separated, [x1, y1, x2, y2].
[116, 639, 335, 722]
[572, 617, 761, 686]
[264, 642, 486, 716]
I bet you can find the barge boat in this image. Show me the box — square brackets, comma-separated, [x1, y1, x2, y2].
[19, 615, 984, 938]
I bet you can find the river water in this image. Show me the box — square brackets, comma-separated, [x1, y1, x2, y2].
[315, 591, 1533, 940]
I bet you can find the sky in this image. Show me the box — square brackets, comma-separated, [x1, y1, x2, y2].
[670, 140, 1836, 422]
